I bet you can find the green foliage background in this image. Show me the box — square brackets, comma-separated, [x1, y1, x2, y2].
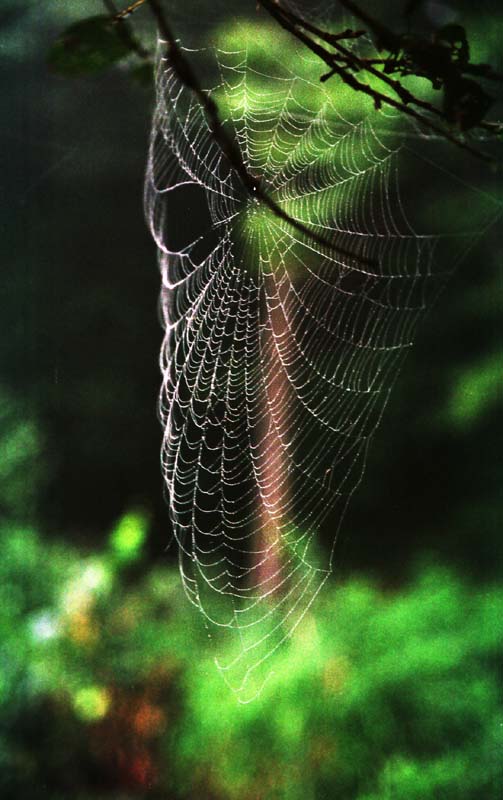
[1, 517, 501, 799]
[0, 1, 502, 798]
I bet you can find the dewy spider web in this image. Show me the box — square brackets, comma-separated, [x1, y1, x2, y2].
[145, 7, 498, 701]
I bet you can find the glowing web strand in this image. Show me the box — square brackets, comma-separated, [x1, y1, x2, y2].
[145, 25, 458, 701]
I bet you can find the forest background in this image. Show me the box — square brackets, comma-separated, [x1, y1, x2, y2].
[0, 1, 501, 798]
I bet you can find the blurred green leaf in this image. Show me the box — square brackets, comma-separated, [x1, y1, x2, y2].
[109, 509, 148, 563]
[0, 520, 501, 799]
[448, 352, 502, 427]
[0, 389, 45, 521]
[47, 16, 131, 76]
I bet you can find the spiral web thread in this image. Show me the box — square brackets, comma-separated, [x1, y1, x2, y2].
[145, 16, 481, 701]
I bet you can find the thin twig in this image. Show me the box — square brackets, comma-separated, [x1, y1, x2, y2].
[335, 0, 400, 50]
[104, 0, 151, 60]
[113, 0, 149, 20]
[274, 4, 423, 107]
[258, 0, 495, 164]
[337, 0, 503, 84]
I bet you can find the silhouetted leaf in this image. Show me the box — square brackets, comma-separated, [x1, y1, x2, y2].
[444, 76, 493, 130]
[47, 16, 130, 76]
[435, 24, 470, 66]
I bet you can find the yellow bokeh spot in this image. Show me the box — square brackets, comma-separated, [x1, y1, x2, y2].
[73, 686, 110, 722]
[67, 611, 98, 646]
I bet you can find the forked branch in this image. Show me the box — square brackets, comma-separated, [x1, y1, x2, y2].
[105, 0, 501, 253]
[258, 0, 500, 164]
[139, 0, 377, 264]
[111, 1, 501, 166]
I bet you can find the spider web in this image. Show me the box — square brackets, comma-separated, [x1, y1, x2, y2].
[145, 9, 498, 701]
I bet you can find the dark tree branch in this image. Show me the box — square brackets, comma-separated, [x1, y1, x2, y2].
[102, 0, 501, 267]
[258, 0, 497, 164]
[329, 2, 503, 118]
[144, 0, 375, 265]
[335, 0, 400, 50]
[108, 0, 501, 165]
